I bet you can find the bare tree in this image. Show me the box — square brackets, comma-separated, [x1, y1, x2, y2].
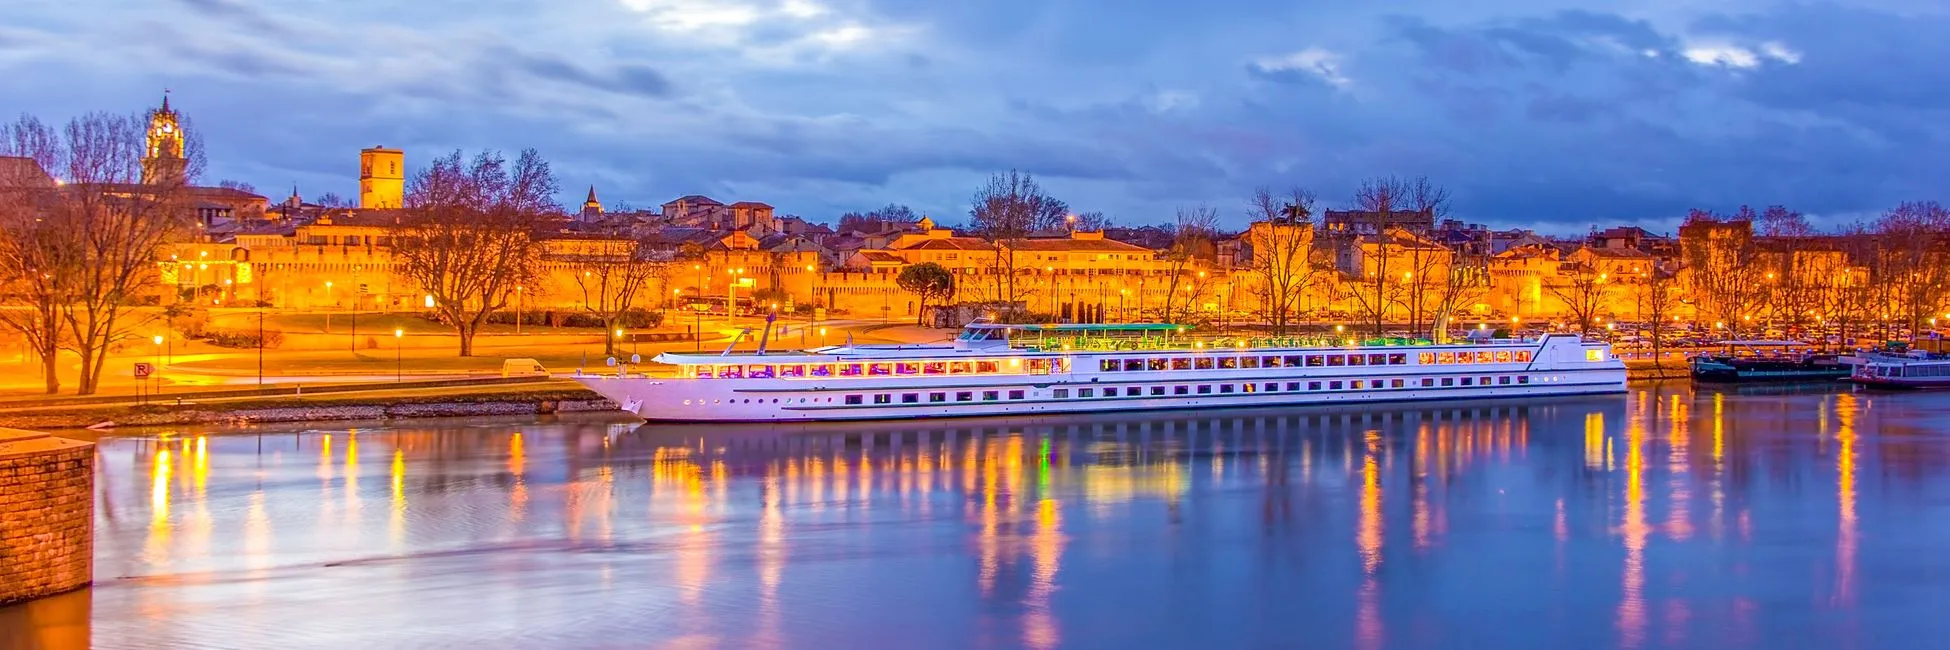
[838, 203, 917, 234]
[1827, 224, 1882, 347]
[1429, 234, 1490, 342]
[1754, 205, 1822, 335]
[1547, 263, 1614, 335]
[1398, 240, 1450, 339]
[1346, 175, 1443, 336]
[1639, 264, 1681, 367]
[568, 239, 661, 357]
[1245, 187, 1318, 335]
[1070, 210, 1112, 231]
[57, 112, 192, 394]
[1679, 208, 1760, 337]
[1876, 201, 1950, 341]
[0, 115, 68, 393]
[968, 170, 1068, 317]
[1160, 205, 1218, 324]
[393, 149, 556, 356]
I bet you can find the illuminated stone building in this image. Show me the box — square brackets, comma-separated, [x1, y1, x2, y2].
[358, 147, 404, 209]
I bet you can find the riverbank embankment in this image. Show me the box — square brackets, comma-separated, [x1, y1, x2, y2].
[0, 379, 616, 430]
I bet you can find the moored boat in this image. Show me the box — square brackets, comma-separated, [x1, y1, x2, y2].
[1849, 352, 1950, 389]
[1689, 340, 1849, 383]
[572, 321, 1628, 422]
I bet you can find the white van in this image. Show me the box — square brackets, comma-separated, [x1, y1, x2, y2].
[501, 358, 550, 378]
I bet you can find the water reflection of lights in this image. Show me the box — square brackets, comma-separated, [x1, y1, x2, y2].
[151, 448, 173, 521]
[390, 448, 407, 549]
[756, 475, 785, 649]
[317, 434, 331, 481]
[1024, 497, 1064, 650]
[1413, 426, 1431, 550]
[1354, 429, 1385, 650]
[1618, 403, 1649, 649]
[1357, 430, 1384, 575]
[1666, 391, 1692, 542]
[245, 491, 272, 586]
[1584, 412, 1606, 470]
[1835, 392, 1858, 605]
[343, 432, 362, 526]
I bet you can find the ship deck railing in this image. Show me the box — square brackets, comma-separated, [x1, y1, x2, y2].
[1011, 335, 1542, 353]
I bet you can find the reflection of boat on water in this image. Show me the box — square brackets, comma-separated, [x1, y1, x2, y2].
[577, 321, 1627, 423]
[1690, 340, 1849, 383]
[1850, 352, 1950, 389]
[625, 392, 1627, 448]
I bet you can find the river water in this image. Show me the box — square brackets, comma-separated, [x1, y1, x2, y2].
[6, 383, 1950, 649]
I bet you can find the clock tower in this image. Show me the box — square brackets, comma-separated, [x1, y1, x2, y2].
[143, 92, 188, 185]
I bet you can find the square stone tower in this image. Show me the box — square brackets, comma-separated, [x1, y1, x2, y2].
[359, 146, 404, 209]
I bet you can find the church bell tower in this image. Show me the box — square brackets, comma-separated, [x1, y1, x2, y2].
[143, 93, 188, 185]
[359, 146, 404, 209]
[580, 185, 604, 221]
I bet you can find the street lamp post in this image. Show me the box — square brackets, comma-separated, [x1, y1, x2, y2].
[804, 264, 816, 345]
[692, 263, 704, 351]
[394, 328, 403, 382]
[515, 285, 524, 335]
[348, 266, 361, 355]
[324, 280, 333, 334]
[669, 288, 681, 332]
[1046, 267, 1057, 322]
[152, 335, 164, 400]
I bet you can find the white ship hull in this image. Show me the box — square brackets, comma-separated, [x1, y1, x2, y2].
[574, 333, 1626, 423]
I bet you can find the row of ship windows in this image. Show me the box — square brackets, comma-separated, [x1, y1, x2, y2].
[684, 348, 1549, 380]
[1863, 365, 1950, 377]
[832, 374, 1541, 406]
[1099, 350, 1533, 372]
[688, 358, 1065, 379]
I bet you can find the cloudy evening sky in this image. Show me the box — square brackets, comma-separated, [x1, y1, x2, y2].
[3, 0, 1947, 232]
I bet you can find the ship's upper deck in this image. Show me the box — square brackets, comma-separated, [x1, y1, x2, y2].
[648, 321, 1569, 369]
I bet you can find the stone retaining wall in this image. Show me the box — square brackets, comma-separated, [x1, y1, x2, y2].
[0, 429, 95, 606]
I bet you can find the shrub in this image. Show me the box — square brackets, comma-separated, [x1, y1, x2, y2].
[164, 306, 212, 339]
[484, 310, 553, 326]
[557, 309, 664, 329]
[478, 309, 665, 329]
[203, 328, 284, 349]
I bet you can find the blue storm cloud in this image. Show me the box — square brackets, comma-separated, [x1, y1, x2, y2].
[2, 0, 1946, 232]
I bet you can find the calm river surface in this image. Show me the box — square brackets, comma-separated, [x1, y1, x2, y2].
[7, 383, 1950, 649]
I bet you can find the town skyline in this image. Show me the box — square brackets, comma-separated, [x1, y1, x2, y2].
[5, 0, 1944, 232]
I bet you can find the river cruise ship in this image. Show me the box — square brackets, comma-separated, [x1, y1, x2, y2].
[573, 322, 1628, 422]
[1850, 352, 1950, 389]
